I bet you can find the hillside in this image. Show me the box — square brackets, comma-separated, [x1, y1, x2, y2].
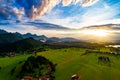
[0, 29, 8, 34]
[0, 33, 23, 47]
[0, 48, 120, 80]
[0, 37, 42, 53]
[37, 48, 120, 80]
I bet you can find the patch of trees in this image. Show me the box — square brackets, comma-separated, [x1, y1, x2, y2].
[11, 56, 56, 80]
[83, 48, 120, 56]
[44, 41, 104, 49]
[98, 56, 111, 66]
[98, 56, 110, 62]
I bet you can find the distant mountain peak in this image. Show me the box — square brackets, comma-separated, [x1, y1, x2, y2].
[23, 33, 48, 40]
[0, 29, 8, 34]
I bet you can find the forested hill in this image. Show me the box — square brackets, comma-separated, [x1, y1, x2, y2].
[0, 33, 23, 47]
[0, 37, 43, 53]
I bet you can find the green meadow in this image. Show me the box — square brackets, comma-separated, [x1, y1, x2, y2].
[0, 48, 120, 80]
[0, 55, 31, 80]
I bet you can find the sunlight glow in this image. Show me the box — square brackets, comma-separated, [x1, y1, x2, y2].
[83, 30, 108, 37]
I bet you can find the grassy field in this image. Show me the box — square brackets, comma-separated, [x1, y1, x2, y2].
[0, 48, 120, 80]
[0, 54, 31, 80]
[38, 48, 120, 80]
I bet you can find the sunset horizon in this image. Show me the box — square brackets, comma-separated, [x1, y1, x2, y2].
[0, 0, 120, 40]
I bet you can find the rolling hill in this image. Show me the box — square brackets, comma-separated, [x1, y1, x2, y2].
[0, 33, 23, 47]
[38, 48, 120, 80]
[0, 37, 42, 53]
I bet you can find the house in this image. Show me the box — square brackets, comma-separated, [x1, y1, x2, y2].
[22, 76, 33, 80]
[71, 74, 80, 80]
[39, 78, 49, 80]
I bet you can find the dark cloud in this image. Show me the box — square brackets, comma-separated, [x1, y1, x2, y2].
[81, 24, 120, 30]
[0, 20, 72, 30]
[24, 21, 72, 30]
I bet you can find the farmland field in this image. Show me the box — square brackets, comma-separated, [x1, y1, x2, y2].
[0, 54, 31, 80]
[0, 48, 120, 80]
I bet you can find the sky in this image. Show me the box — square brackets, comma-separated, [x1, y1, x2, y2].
[0, 0, 120, 40]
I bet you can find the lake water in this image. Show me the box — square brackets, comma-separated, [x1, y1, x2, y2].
[106, 45, 120, 48]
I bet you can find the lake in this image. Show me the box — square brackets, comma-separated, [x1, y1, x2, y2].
[106, 45, 120, 48]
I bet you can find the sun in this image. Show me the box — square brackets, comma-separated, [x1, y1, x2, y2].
[91, 30, 108, 36]
[83, 30, 108, 37]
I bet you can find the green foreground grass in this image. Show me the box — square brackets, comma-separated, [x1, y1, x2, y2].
[37, 48, 120, 80]
[0, 54, 31, 80]
[0, 48, 120, 80]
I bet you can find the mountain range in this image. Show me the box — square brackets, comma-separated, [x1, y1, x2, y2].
[14, 32, 48, 40]
[0, 29, 78, 44]
[0, 29, 79, 54]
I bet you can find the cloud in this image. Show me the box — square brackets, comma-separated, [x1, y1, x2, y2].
[0, 0, 99, 20]
[0, 20, 72, 30]
[62, 0, 99, 6]
[80, 24, 120, 30]
[40, 1, 120, 29]
[24, 21, 72, 30]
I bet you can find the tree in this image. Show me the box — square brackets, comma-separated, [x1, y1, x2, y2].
[13, 56, 56, 79]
